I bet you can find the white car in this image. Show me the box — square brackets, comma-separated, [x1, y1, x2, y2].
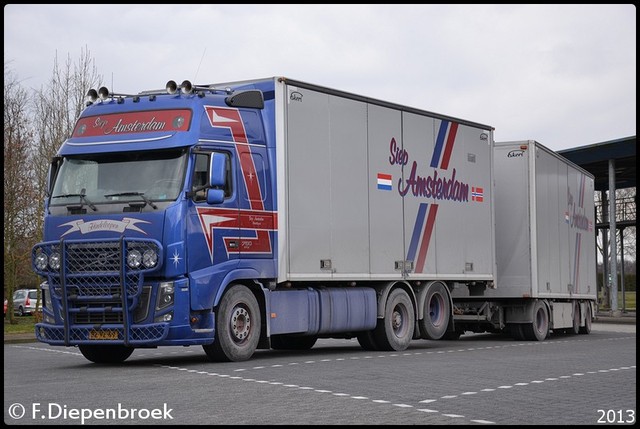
[9, 289, 40, 316]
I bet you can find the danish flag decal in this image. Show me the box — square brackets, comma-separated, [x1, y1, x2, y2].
[199, 106, 276, 262]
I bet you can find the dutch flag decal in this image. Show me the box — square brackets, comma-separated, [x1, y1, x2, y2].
[377, 173, 393, 191]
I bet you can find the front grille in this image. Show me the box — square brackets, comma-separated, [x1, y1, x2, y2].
[74, 312, 123, 324]
[33, 238, 161, 334]
[67, 242, 121, 273]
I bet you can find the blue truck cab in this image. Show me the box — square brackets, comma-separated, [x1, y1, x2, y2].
[32, 79, 283, 363]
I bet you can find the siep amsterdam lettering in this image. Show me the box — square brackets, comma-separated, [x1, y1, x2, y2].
[381, 120, 479, 273]
[566, 174, 593, 293]
[385, 123, 470, 202]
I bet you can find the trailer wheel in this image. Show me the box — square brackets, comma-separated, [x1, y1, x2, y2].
[357, 329, 380, 351]
[570, 302, 580, 335]
[374, 288, 415, 351]
[579, 305, 592, 335]
[418, 282, 451, 340]
[203, 284, 261, 362]
[523, 301, 549, 341]
[271, 335, 318, 350]
[78, 345, 134, 364]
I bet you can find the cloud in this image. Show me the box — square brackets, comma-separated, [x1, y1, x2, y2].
[4, 4, 635, 150]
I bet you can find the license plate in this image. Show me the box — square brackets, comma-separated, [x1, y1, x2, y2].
[89, 330, 119, 340]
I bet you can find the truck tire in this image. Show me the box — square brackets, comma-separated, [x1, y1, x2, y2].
[442, 328, 463, 340]
[522, 301, 549, 341]
[570, 302, 580, 335]
[203, 284, 261, 362]
[271, 335, 318, 350]
[79, 345, 134, 364]
[374, 288, 415, 351]
[579, 305, 592, 334]
[418, 282, 451, 340]
[510, 324, 526, 341]
[357, 329, 380, 351]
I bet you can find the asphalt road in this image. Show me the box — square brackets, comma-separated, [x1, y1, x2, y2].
[4, 323, 636, 425]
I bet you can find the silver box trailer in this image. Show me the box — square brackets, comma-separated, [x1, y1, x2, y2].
[451, 140, 596, 340]
[278, 80, 496, 284]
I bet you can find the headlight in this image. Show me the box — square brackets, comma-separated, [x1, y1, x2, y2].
[35, 253, 48, 271]
[154, 311, 173, 322]
[156, 282, 174, 310]
[127, 249, 142, 269]
[43, 286, 52, 310]
[143, 249, 158, 268]
[49, 252, 61, 270]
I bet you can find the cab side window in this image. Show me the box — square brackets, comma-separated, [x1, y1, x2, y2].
[191, 152, 232, 202]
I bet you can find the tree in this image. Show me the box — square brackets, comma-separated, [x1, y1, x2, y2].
[4, 63, 36, 323]
[3, 47, 102, 323]
[594, 187, 637, 309]
[31, 46, 103, 242]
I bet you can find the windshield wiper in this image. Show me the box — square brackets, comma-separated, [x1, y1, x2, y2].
[51, 192, 97, 211]
[104, 192, 158, 209]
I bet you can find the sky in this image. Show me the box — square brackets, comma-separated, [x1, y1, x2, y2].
[3, 4, 636, 152]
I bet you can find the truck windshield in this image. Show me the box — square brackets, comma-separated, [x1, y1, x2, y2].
[50, 149, 188, 207]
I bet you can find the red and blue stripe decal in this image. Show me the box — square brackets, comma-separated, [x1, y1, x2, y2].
[198, 106, 275, 261]
[406, 203, 439, 273]
[407, 120, 457, 273]
[572, 174, 587, 293]
[430, 120, 459, 169]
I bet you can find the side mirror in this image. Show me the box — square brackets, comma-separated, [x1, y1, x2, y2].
[206, 189, 225, 205]
[209, 152, 226, 187]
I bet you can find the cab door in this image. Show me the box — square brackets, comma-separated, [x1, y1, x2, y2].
[187, 148, 239, 274]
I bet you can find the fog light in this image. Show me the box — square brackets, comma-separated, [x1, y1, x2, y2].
[142, 249, 158, 268]
[49, 252, 61, 270]
[155, 311, 173, 322]
[35, 253, 48, 271]
[127, 249, 142, 269]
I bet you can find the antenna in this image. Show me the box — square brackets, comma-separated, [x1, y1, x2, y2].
[194, 48, 206, 83]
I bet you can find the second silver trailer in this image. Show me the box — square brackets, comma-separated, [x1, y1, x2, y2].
[450, 140, 597, 340]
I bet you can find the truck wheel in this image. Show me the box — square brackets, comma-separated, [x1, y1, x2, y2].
[357, 329, 380, 351]
[570, 302, 580, 335]
[523, 301, 549, 341]
[579, 305, 592, 334]
[442, 328, 463, 340]
[510, 324, 526, 341]
[203, 285, 261, 362]
[79, 345, 134, 364]
[418, 282, 450, 340]
[374, 288, 415, 351]
[271, 335, 318, 350]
